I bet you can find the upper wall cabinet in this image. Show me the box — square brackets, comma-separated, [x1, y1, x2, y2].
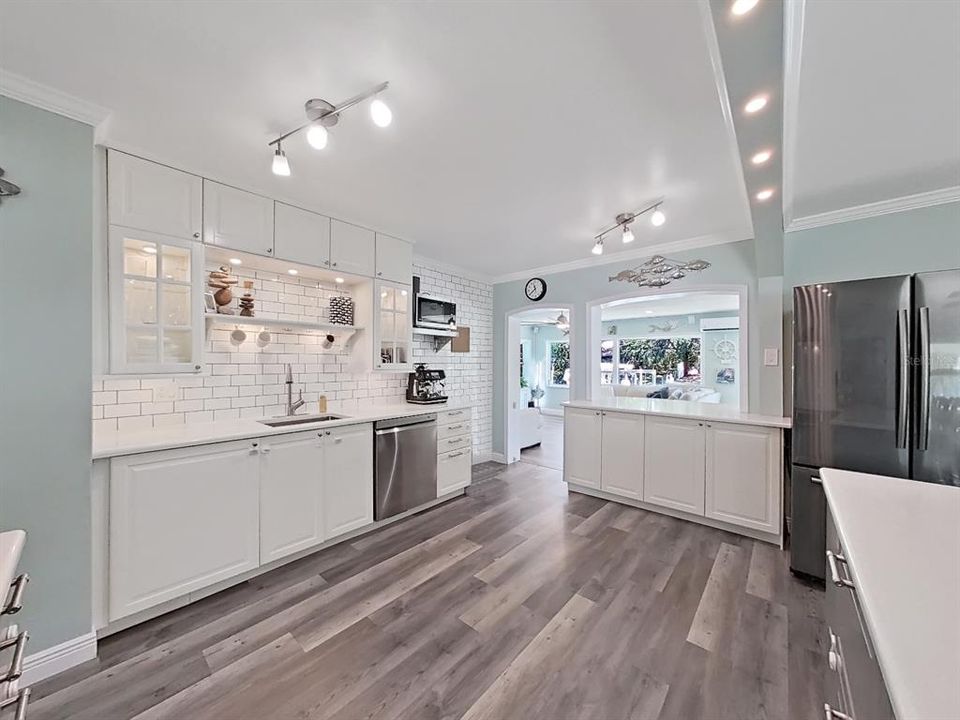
[330, 219, 375, 277]
[274, 202, 331, 268]
[375, 233, 413, 284]
[108, 151, 202, 240]
[203, 180, 275, 257]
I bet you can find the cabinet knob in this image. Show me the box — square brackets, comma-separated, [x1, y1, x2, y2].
[595, 411, 600, 416]
[325, 430, 331, 436]
[266, 248, 273, 254]
[324, 260, 330, 266]
[377, 271, 383, 276]
[261, 446, 272, 454]
[698, 422, 704, 427]
[194, 364, 202, 372]
[193, 232, 200, 239]
[332, 262, 338, 267]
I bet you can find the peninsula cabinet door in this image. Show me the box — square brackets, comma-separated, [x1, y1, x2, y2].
[704, 422, 781, 535]
[108, 440, 260, 621]
[643, 416, 705, 515]
[260, 431, 326, 564]
[599, 411, 644, 500]
[324, 423, 374, 539]
[563, 407, 602, 489]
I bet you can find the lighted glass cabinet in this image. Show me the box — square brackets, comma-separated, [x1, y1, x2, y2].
[375, 280, 412, 370]
[109, 226, 204, 373]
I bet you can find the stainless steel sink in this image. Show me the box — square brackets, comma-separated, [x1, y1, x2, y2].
[258, 414, 347, 427]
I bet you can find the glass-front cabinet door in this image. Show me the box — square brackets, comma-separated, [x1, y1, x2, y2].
[109, 226, 203, 373]
[376, 281, 412, 371]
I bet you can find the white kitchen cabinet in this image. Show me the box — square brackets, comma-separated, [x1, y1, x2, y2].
[438, 447, 472, 495]
[330, 219, 376, 277]
[375, 281, 413, 370]
[259, 431, 325, 563]
[324, 423, 374, 539]
[108, 226, 204, 374]
[375, 233, 413, 284]
[563, 407, 602, 489]
[599, 411, 645, 500]
[108, 440, 260, 620]
[107, 150, 202, 240]
[274, 202, 331, 267]
[202, 180, 275, 256]
[705, 422, 781, 534]
[643, 416, 705, 515]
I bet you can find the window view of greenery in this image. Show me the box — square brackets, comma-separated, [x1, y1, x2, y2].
[600, 338, 701, 384]
[549, 341, 570, 386]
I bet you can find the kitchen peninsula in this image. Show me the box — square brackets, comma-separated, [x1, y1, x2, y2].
[563, 397, 791, 544]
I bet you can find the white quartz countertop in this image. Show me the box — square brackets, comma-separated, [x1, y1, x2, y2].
[822, 468, 960, 720]
[0, 529, 26, 602]
[562, 397, 791, 428]
[93, 401, 471, 459]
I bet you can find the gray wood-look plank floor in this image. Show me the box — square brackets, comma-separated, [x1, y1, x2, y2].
[29, 462, 826, 720]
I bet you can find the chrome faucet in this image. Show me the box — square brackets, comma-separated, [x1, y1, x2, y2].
[285, 363, 305, 416]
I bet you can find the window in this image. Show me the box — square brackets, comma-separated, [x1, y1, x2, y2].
[548, 340, 570, 387]
[599, 337, 701, 385]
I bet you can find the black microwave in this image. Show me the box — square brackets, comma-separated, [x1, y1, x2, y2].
[414, 292, 457, 330]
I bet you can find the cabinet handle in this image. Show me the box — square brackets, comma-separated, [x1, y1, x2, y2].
[261, 446, 271, 454]
[0, 630, 28, 682]
[447, 424, 463, 430]
[3, 687, 30, 720]
[826, 551, 855, 589]
[448, 451, 465, 458]
[447, 411, 463, 417]
[266, 248, 273, 254]
[332, 262, 338, 267]
[823, 704, 851, 720]
[2, 573, 29, 615]
[377, 271, 383, 276]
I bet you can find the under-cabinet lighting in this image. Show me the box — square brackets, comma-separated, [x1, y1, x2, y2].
[229, 258, 242, 266]
[731, 0, 760, 16]
[751, 150, 772, 165]
[287, 269, 299, 275]
[335, 277, 345, 284]
[755, 188, 774, 201]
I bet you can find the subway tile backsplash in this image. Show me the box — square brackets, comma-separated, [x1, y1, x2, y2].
[93, 261, 494, 459]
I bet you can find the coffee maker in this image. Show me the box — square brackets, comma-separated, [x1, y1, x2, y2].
[406, 364, 448, 404]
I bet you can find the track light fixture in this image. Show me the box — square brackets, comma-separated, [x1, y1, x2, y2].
[268, 81, 391, 176]
[591, 200, 665, 255]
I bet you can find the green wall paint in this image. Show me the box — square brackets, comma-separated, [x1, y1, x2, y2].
[0, 97, 93, 652]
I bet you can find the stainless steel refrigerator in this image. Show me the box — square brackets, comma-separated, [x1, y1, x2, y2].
[791, 270, 960, 579]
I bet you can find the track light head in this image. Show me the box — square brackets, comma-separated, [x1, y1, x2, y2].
[650, 207, 666, 226]
[271, 144, 290, 176]
[592, 239, 604, 255]
[622, 225, 635, 244]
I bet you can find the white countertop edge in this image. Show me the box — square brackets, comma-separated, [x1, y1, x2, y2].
[93, 402, 472, 459]
[562, 398, 791, 428]
[822, 468, 960, 720]
[0, 530, 27, 600]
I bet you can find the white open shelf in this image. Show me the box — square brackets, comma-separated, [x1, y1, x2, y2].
[204, 314, 364, 349]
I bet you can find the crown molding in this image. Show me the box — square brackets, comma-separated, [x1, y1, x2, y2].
[413, 254, 494, 286]
[781, 0, 806, 230]
[0, 70, 111, 128]
[490, 231, 746, 284]
[785, 185, 960, 233]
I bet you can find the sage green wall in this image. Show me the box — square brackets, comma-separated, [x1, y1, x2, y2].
[0, 97, 93, 652]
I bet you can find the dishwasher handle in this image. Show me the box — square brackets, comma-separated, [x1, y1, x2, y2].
[375, 421, 436, 436]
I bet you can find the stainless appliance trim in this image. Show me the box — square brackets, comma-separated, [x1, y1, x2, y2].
[917, 306, 930, 450]
[896, 308, 909, 449]
[414, 291, 458, 331]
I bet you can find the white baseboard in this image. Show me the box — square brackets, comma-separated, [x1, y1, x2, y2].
[485, 452, 508, 464]
[21, 631, 98, 686]
[540, 408, 563, 417]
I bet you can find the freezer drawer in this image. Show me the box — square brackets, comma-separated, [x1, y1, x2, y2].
[790, 465, 826, 580]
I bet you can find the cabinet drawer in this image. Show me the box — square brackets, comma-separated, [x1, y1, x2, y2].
[438, 447, 472, 495]
[439, 408, 471, 424]
[438, 420, 471, 440]
[439, 434, 471, 453]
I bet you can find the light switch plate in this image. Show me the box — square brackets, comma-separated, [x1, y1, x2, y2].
[153, 380, 179, 402]
[763, 348, 779, 367]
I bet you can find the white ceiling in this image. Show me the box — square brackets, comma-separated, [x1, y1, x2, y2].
[787, 0, 960, 222]
[0, 1, 753, 277]
[601, 291, 739, 320]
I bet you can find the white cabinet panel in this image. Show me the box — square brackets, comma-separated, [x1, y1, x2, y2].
[324, 423, 374, 538]
[563, 407, 602, 489]
[438, 419, 471, 440]
[274, 202, 331, 267]
[705, 422, 781, 534]
[643, 416, 705, 515]
[438, 447, 472, 495]
[600, 411, 644, 500]
[108, 440, 260, 620]
[260, 431, 325, 563]
[108, 151, 202, 239]
[203, 180, 275, 256]
[330, 219, 375, 277]
[375, 233, 413, 283]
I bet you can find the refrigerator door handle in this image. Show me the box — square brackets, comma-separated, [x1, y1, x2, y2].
[917, 306, 930, 451]
[896, 309, 910, 449]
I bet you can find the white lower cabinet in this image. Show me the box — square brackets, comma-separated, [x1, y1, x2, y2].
[438, 448, 472, 494]
[599, 411, 645, 500]
[563, 407, 603, 489]
[704, 422, 781, 534]
[108, 440, 260, 620]
[260, 431, 325, 564]
[642, 416, 706, 515]
[324, 424, 374, 538]
[437, 408, 473, 495]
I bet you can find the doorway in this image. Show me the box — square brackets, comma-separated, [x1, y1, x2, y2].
[504, 305, 574, 467]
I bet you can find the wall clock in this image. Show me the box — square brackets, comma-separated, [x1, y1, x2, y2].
[524, 277, 547, 302]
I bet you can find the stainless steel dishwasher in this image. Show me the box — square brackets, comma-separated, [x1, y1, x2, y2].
[374, 414, 438, 520]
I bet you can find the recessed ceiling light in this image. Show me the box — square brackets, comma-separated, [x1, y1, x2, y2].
[287, 268, 298, 275]
[744, 95, 768, 114]
[731, 0, 760, 16]
[751, 150, 772, 165]
[229, 258, 242, 266]
[645, 310, 654, 315]
[142, 246, 157, 254]
[334, 277, 345, 284]
[756, 188, 775, 201]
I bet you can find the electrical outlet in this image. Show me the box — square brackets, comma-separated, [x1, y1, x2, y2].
[153, 380, 179, 402]
[763, 348, 779, 367]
